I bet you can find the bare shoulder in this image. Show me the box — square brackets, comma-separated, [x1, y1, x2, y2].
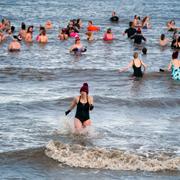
[88, 95, 93, 103]
[74, 96, 80, 103]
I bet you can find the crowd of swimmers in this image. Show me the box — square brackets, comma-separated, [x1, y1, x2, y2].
[0, 13, 180, 80]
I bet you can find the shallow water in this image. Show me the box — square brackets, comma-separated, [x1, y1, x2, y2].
[0, 0, 180, 179]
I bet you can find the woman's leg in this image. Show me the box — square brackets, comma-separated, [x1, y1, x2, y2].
[74, 118, 83, 132]
[83, 119, 92, 127]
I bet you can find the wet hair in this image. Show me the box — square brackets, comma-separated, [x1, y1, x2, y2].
[27, 26, 33, 33]
[170, 20, 175, 25]
[172, 51, 178, 59]
[142, 16, 148, 25]
[178, 36, 180, 42]
[129, 21, 133, 27]
[88, 20, 93, 25]
[107, 28, 111, 33]
[133, 52, 138, 59]
[75, 37, 80, 43]
[61, 28, 67, 34]
[160, 34, 165, 41]
[11, 26, 15, 33]
[40, 26, 45, 31]
[142, 47, 147, 55]
[42, 29, 46, 36]
[21, 22, 26, 30]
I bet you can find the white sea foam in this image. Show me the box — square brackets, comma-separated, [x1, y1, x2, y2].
[45, 140, 180, 172]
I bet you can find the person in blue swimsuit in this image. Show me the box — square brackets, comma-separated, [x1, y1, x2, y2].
[70, 37, 87, 55]
[65, 83, 94, 132]
[119, 52, 147, 78]
[168, 51, 180, 80]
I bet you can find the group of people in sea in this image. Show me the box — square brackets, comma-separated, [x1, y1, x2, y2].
[0, 13, 179, 81]
[0, 12, 180, 134]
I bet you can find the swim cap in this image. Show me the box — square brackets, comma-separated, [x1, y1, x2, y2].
[80, 83, 89, 94]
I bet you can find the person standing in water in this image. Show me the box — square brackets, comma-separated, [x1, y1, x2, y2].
[70, 37, 86, 55]
[168, 51, 180, 80]
[65, 83, 94, 133]
[119, 52, 147, 78]
[8, 35, 21, 51]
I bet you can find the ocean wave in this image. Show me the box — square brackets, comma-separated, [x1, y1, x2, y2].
[0, 66, 172, 81]
[45, 140, 180, 172]
[0, 96, 180, 111]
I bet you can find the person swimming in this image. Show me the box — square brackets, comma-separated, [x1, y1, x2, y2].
[45, 20, 53, 29]
[123, 22, 137, 38]
[37, 29, 48, 43]
[141, 16, 151, 29]
[110, 11, 119, 22]
[19, 22, 26, 39]
[131, 28, 146, 45]
[8, 35, 21, 51]
[159, 34, 170, 47]
[25, 25, 33, 42]
[65, 83, 94, 133]
[58, 28, 68, 40]
[103, 28, 114, 41]
[70, 37, 87, 55]
[87, 21, 100, 31]
[142, 47, 147, 55]
[119, 52, 147, 78]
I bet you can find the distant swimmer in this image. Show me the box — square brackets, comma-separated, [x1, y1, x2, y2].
[65, 83, 94, 133]
[37, 29, 48, 43]
[69, 29, 79, 38]
[0, 30, 6, 42]
[19, 22, 26, 39]
[166, 20, 179, 32]
[141, 16, 151, 29]
[87, 21, 100, 32]
[25, 25, 33, 43]
[119, 52, 147, 78]
[159, 34, 170, 47]
[142, 47, 147, 55]
[123, 21, 136, 38]
[171, 32, 179, 49]
[133, 15, 141, 27]
[45, 20, 53, 29]
[8, 35, 21, 51]
[174, 37, 180, 49]
[131, 28, 146, 45]
[110, 11, 119, 22]
[86, 31, 94, 41]
[103, 28, 114, 41]
[70, 37, 87, 55]
[168, 51, 180, 80]
[58, 28, 68, 40]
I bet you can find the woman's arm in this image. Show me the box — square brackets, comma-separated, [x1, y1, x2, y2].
[119, 60, 133, 72]
[65, 97, 77, 115]
[141, 60, 147, 72]
[168, 61, 172, 71]
[69, 45, 75, 52]
[88, 96, 94, 111]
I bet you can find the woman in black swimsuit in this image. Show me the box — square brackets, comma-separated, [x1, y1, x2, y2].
[119, 52, 147, 78]
[65, 83, 94, 132]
